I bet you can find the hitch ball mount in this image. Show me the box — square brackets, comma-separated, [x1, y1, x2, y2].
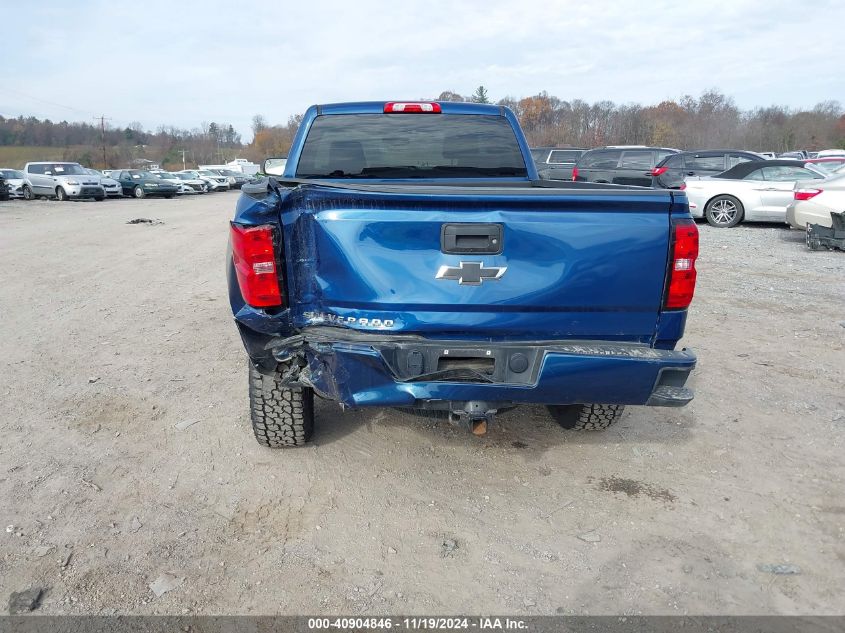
[448, 400, 498, 436]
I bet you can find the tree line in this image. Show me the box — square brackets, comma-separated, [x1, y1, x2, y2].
[1, 89, 843, 169]
[0, 115, 243, 169]
[463, 87, 845, 152]
[243, 88, 845, 159]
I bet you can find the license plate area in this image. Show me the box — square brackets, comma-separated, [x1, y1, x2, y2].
[383, 343, 542, 385]
[436, 349, 496, 382]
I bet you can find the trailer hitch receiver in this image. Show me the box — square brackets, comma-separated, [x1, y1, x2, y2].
[448, 401, 498, 436]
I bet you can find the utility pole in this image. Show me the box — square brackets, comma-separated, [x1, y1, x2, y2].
[178, 149, 187, 170]
[93, 115, 111, 168]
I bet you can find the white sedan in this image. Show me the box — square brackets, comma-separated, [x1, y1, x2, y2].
[178, 170, 228, 191]
[684, 160, 826, 228]
[85, 168, 122, 198]
[172, 173, 210, 193]
[786, 169, 845, 229]
[0, 168, 32, 198]
[150, 171, 199, 194]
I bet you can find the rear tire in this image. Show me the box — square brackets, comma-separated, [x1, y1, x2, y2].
[56, 187, 69, 201]
[94, 196, 105, 201]
[248, 364, 314, 447]
[23, 185, 34, 200]
[548, 404, 624, 431]
[705, 195, 744, 228]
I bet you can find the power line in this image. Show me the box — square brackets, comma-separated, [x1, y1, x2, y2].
[93, 115, 111, 169]
[0, 87, 133, 128]
[0, 86, 94, 117]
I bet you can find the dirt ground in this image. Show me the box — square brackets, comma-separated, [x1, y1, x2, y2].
[1, 193, 843, 616]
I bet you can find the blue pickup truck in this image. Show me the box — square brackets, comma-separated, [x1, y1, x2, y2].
[228, 101, 698, 447]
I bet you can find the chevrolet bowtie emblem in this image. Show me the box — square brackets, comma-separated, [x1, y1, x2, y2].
[435, 261, 507, 285]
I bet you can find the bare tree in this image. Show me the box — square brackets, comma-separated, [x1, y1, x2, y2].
[251, 115, 268, 136]
[437, 91, 466, 103]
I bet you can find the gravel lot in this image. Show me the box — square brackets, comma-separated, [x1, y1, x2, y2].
[1, 193, 843, 615]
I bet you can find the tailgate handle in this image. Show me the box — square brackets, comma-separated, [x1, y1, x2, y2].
[441, 223, 503, 254]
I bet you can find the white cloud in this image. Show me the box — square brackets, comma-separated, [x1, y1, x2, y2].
[1, 0, 842, 139]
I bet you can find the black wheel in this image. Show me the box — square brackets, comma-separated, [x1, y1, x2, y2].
[164, 195, 174, 199]
[705, 195, 744, 228]
[23, 185, 34, 200]
[94, 196, 105, 201]
[133, 186, 145, 199]
[248, 364, 314, 447]
[547, 404, 624, 431]
[56, 187, 69, 201]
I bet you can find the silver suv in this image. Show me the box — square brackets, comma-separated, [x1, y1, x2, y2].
[23, 162, 105, 201]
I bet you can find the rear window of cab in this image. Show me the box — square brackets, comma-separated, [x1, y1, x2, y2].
[295, 114, 528, 179]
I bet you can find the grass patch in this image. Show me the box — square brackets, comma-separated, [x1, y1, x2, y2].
[0, 146, 87, 168]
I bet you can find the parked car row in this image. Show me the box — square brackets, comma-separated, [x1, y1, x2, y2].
[561, 146, 768, 188]
[530, 144, 845, 233]
[0, 161, 258, 202]
[533, 146, 845, 189]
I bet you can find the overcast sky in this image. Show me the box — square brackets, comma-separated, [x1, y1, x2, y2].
[2, 0, 843, 140]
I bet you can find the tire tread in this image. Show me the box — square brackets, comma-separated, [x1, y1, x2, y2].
[548, 403, 624, 431]
[248, 364, 314, 447]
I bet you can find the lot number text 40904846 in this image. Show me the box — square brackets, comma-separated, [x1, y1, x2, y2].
[307, 618, 528, 630]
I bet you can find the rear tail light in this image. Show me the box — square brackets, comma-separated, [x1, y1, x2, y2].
[794, 188, 822, 201]
[679, 183, 687, 190]
[571, 166, 579, 181]
[230, 223, 283, 308]
[650, 166, 669, 176]
[384, 102, 441, 113]
[664, 218, 699, 310]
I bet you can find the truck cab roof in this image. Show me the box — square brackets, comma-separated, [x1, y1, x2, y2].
[313, 101, 506, 116]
